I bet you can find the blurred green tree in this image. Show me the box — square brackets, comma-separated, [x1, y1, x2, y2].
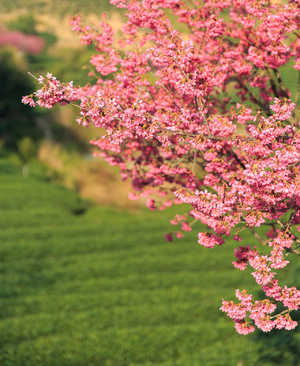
[0, 47, 42, 150]
[12, 136, 37, 177]
[7, 14, 38, 35]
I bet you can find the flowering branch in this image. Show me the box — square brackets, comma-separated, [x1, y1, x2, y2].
[23, 0, 300, 334]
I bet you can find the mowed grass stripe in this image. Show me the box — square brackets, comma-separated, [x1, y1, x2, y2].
[0, 323, 258, 366]
[0, 159, 267, 365]
[0, 269, 250, 306]
[0, 234, 230, 264]
[1, 245, 251, 299]
[0, 299, 219, 341]
[0, 284, 220, 315]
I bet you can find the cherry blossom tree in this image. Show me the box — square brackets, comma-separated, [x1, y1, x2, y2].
[23, 0, 300, 334]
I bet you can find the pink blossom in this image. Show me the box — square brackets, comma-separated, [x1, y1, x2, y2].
[232, 246, 255, 271]
[234, 321, 255, 335]
[181, 222, 192, 232]
[262, 280, 283, 302]
[197, 232, 224, 248]
[233, 234, 242, 241]
[281, 286, 300, 311]
[164, 233, 173, 242]
[254, 315, 276, 332]
[128, 192, 139, 200]
[269, 98, 296, 120]
[146, 198, 156, 211]
[22, 95, 36, 107]
[276, 314, 297, 330]
[220, 300, 248, 320]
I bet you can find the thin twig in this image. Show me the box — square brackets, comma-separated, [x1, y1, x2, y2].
[28, 72, 41, 83]
[249, 227, 268, 246]
[150, 71, 182, 112]
[192, 150, 196, 174]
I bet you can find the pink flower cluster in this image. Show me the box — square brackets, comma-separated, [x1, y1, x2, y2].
[22, 73, 76, 109]
[221, 285, 299, 334]
[23, 0, 300, 334]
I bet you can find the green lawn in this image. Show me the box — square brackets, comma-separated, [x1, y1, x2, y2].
[0, 159, 299, 366]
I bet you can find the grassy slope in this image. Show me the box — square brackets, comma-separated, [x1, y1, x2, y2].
[0, 158, 270, 366]
[0, 1, 300, 363]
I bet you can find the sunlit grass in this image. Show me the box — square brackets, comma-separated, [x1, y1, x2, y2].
[0, 158, 271, 366]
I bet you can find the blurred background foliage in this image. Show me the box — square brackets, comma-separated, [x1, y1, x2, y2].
[0, 47, 42, 150]
[0, 3, 131, 206]
[0, 0, 114, 15]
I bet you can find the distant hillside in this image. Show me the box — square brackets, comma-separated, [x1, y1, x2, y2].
[0, 0, 114, 15]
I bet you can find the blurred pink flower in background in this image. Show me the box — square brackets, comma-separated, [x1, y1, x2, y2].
[0, 30, 44, 54]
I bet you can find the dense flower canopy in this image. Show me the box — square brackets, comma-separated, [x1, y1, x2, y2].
[23, 0, 300, 334]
